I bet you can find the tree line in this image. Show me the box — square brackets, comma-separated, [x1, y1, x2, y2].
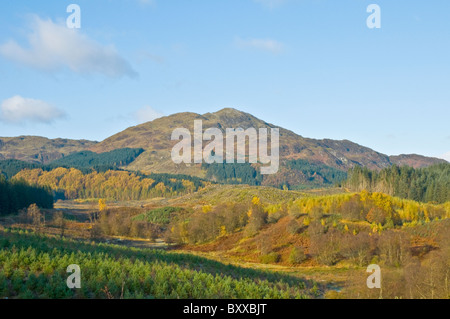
[285, 159, 348, 187]
[342, 163, 450, 204]
[202, 162, 263, 185]
[12, 168, 211, 201]
[201, 160, 347, 189]
[0, 176, 53, 216]
[0, 148, 144, 179]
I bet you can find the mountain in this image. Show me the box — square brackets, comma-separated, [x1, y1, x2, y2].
[88, 108, 445, 179]
[389, 154, 447, 168]
[2, 109, 445, 188]
[0, 136, 97, 164]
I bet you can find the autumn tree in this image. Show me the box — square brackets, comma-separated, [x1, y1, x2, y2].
[53, 211, 67, 236]
[366, 207, 388, 225]
[244, 197, 267, 237]
[99, 199, 107, 212]
[289, 246, 307, 265]
[377, 230, 410, 267]
[341, 232, 371, 266]
[27, 204, 45, 229]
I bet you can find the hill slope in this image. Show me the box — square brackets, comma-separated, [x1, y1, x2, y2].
[0, 136, 97, 164]
[2, 109, 445, 188]
[89, 108, 444, 177]
[389, 154, 447, 168]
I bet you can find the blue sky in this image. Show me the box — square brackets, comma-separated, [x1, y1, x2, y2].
[0, 0, 449, 161]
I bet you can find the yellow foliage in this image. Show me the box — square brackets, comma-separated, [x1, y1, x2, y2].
[202, 205, 212, 214]
[252, 196, 261, 206]
[98, 199, 107, 212]
[182, 179, 195, 193]
[266, 204, 282, 215]
[219, 225, 227, 237]
[303, 217, 310, 226]
[360, 190, 370, 202]
[155, 182, 166, 194]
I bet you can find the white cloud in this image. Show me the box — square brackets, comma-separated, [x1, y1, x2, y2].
[253, 0, 286, 9]
[0, 95, 66, 124]
[134, 106, 163, 124]
[438, 151, 450, 162]
[0, 16, 137, 78]
[235, 37, 284, 54]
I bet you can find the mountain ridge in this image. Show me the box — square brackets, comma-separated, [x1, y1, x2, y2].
[1, 109, 446, 174]
[0, 136, 98, 164]
[88, 108, 446, 176]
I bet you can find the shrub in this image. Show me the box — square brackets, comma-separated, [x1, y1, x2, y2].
[260, 253, 281, 264]
[366, 207, 388, 225]
[289, 247, 307, 265]
[286, 218, 301, 235]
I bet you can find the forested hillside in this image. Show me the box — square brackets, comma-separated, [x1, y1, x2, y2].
[285, 160, 347, 187]
[343, 164, 450, 204]
[163, 192, 449, 298]
[203, 162, 263, 185]
[202, 160, 347, 189]
[0, 177, 53, 215]
[168, 191, 449, 246]
[12, 168, 211, 200]
[0, 160, 41, 180]
[0, 148, 144, 179]
[48, 148, 144, 171]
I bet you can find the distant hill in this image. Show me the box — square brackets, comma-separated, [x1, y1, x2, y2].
[0, 136, 97, 164]
[389, 154, 447, 168]
[88, 108, 446, 186]
[89, 108, 394, 173]
[1, 108, 446, 189]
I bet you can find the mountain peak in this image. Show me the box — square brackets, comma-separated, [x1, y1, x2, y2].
[83, 108, 444, 174]
[211, 107, 247, 116]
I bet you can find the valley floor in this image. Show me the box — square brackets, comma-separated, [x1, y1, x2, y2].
[0, 192, 448, 298]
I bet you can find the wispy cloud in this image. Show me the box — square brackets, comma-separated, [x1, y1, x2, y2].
[137, 50, 165, 64]
[253, 0, 286, 9]
[0, 95, 66, 124]
[0, 15, 137, 78]
[133, 106, 163, 124]
[235, 37, 284, 54]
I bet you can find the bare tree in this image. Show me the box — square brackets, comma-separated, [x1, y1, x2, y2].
[27, 204, 44, 230]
